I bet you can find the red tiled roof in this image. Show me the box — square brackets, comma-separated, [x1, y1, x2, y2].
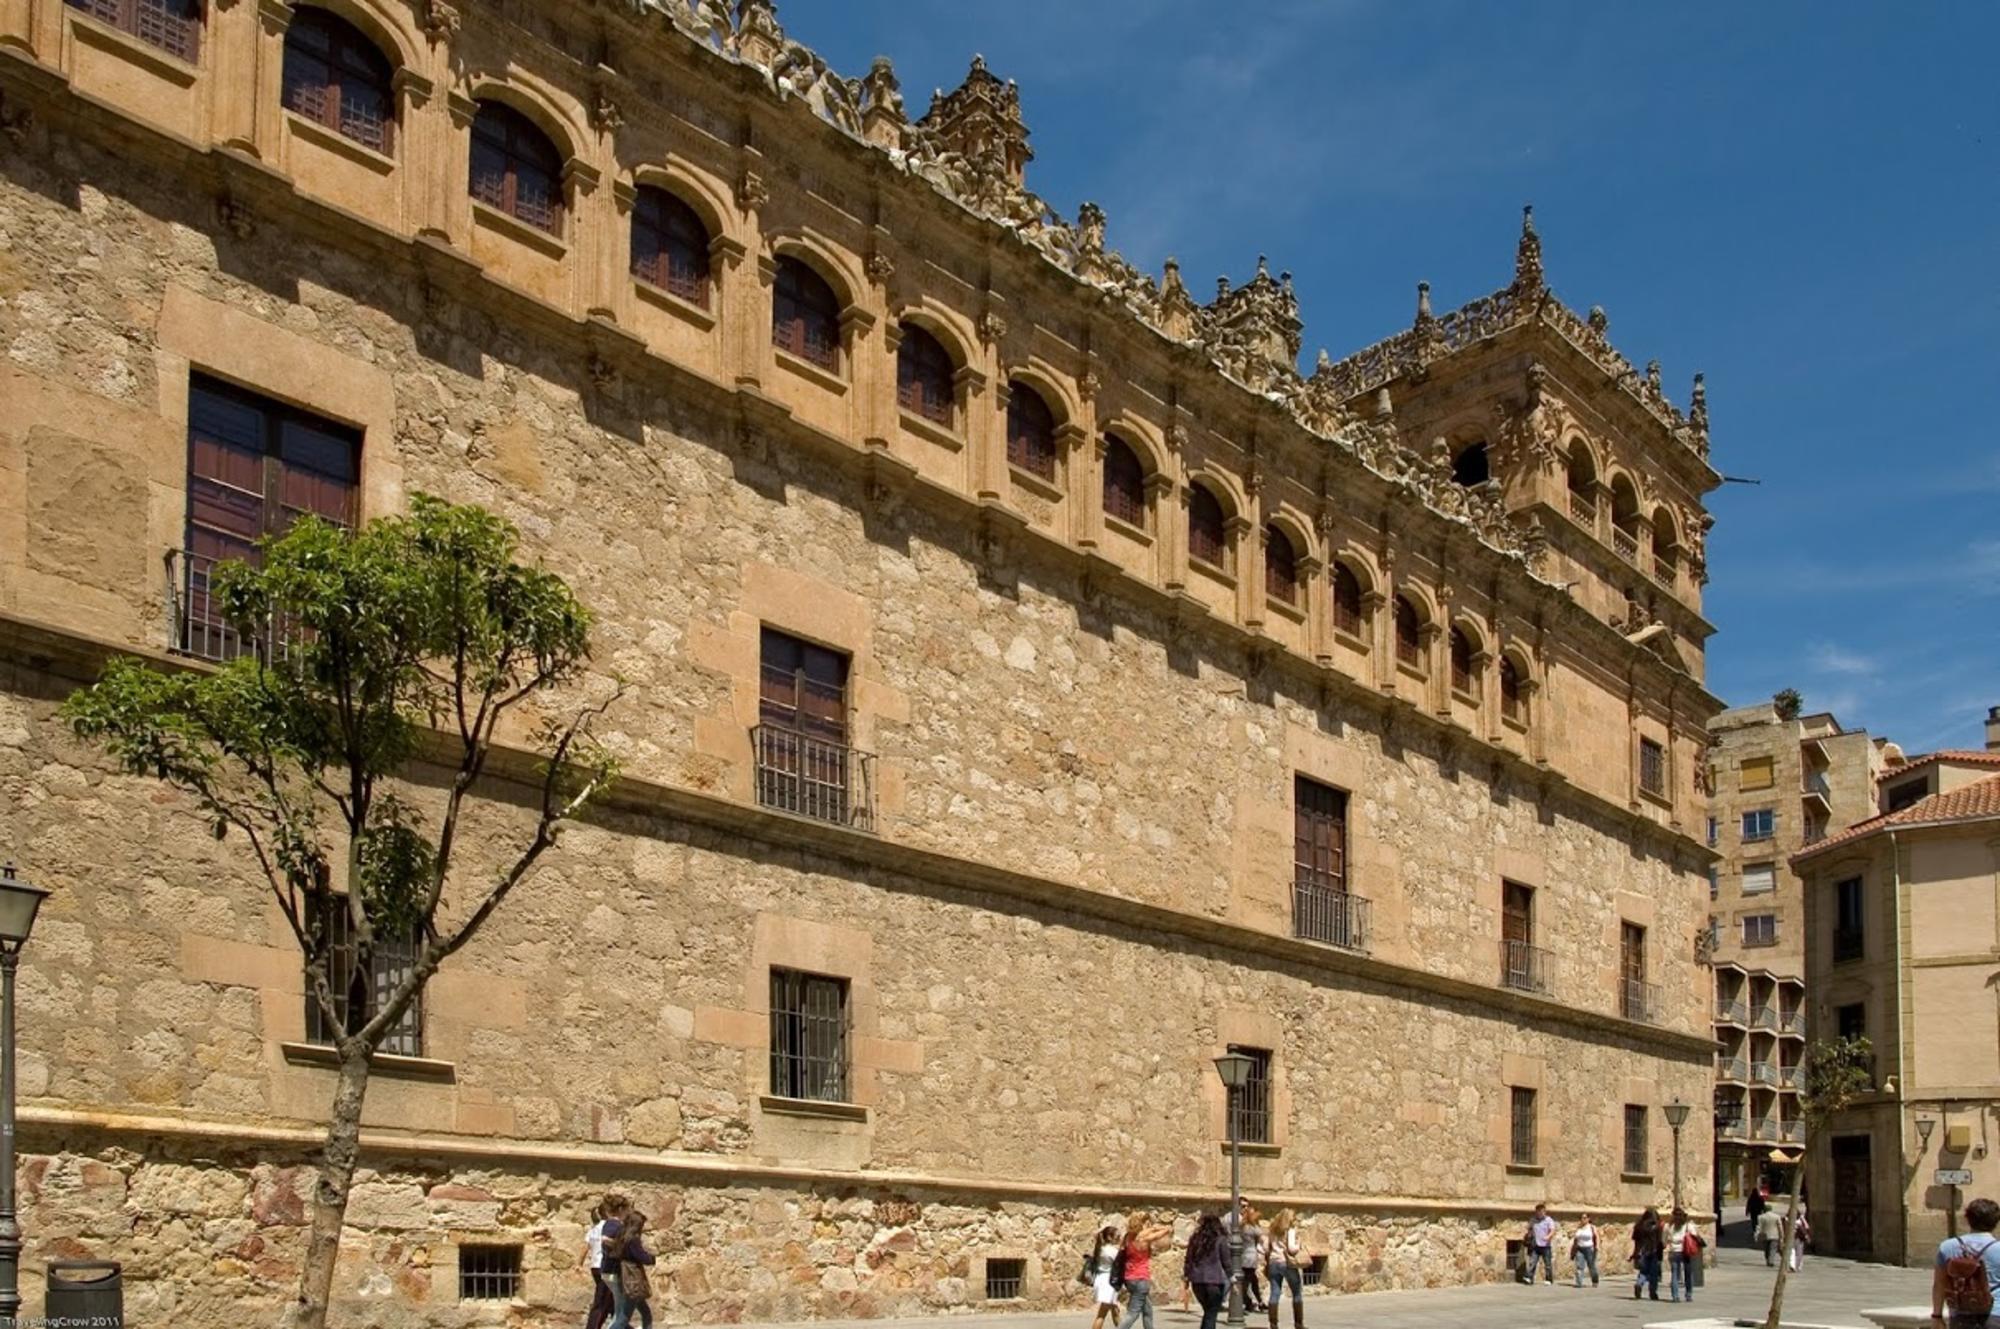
[1795, 772, 2000, 862]
[1876, 750, 2000, 784]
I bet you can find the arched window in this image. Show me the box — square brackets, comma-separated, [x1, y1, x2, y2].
[772, 256, 841, 372]
[1331, 562, 1364, 638]
[1452, 440, 1490, 487]
[1566, 440, 1595, 497]
[1610, 476, 1641, 534]
[1187, 484, 1227, 569]
[282, 8, 394, 154]
[469, 101, 564, 234]
[895, 323, 954, 426]
[1500, 656, 1526, 721]
[1264, 525, 1298, 604]
[631, 186, 711, 307]
[67, 0, 202, 61]
[1394, 595, 1424, 669]
[1102, 434, 1146, 527]
[1005, 381, 1058, 481]
[1449, 626, 1477, 697]
[1651, 507, 1679, 581]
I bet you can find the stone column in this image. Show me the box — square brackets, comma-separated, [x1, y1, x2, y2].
[394, 69, 438, 235]
[1419, 621, 1445, 715]
[1366, 586, 1392, 692]
[1070, 379, 1100, 549]
[839, 305, 879, 445]
[1147, 473, 1177, 587]
[1301, 553, 1328, 661]
[974, 368, 1010, 504]
[954, 367, 988, 494]
[437, 92, 480, 246]
[1164, 483, 1193, 592]
[1229, 514, 1257, 627]
[1057, 422, 1090, 548]
[211, 0, 285, 156]
[563, 158, 603, 321]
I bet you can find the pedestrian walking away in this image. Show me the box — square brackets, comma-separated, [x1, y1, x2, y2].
[583, 1193, 627, 1329]
[1183, 1213, 1231, 1329]
[1261, 1208, 1306, 1329]
[1665, 1205, 1702, 1303]
[1790, 1203, 1812, 1273]
[1745, 1184, 1766, 1245]
[1524, 1203, 1557, 1286]
[1085, 1224, 1123, 1329]
[1116, 1212, 1175, 1329]
[1933, 1196, 2000, 1328]
[1236, 1205, 1266, 1311]
[615, 1209, 658, 1329]
[1630, 1207, 1664, 1301]
[1755, 1205, 1784, 1267]
[1569, 1212, 1599, 1288]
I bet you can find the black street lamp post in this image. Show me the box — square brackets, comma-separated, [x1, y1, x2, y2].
[1663, 1097, 1692, 1210]
[0, 863, 49, 1329]
[1213, 1052, 1254, 1329]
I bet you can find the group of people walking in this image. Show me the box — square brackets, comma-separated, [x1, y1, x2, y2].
[582, 1193, 658, 1329]
[1517, 1202, 1706, 1303]
[1086, 1206, 1309, 1329]
[1744, 1186, 1813, 1271]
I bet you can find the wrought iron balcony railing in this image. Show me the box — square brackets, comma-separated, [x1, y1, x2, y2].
[166, 548, 299, 665]
[1716, 1056, 1747, 1083]
[1500, 939, 1551, 994]
[1779, 1009, 1805, 1036]
[1292, 879, 1371, 953]
[1621, 978, 1661, 1024]
[1750, 1061, 1777, 1086]
[1780, 1121, 1803, 1143]
[1714, 996, 1747, 1024]
[752, 725, 877, 832]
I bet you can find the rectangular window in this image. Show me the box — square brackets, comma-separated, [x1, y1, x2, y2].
[458, 1244, 523, 1301]
[1884, 779, 1927, 812]
[1741, 862, 1777, 895]
[177, 375, 362, 662]
[756, 628, 870, 828]
[1623, 1104, 1649, 1176]
[1708, 866, 1719, 899]
[1741, 914, 1778, 947]
[1833, 877, 1864, 961]
[769, 968, 850, 1103]
[304, 897, 422, 1057]
[1707, 816, 1717, 848]
[1509, 1087, 1538, 1166]
[1292, 777, 1363, 950]
[1226, 1044, 1274, 1145]
[1836, 1002, 1865, 1041]
[1500, 881, 1542, 991]
[1740, 756, 1775, 791]
[1620, 921, 1650, 1021]
[1741, 808, 1776, 842]
[1638, 737, 1666, 797]
[984, 1258, 1025, 1300]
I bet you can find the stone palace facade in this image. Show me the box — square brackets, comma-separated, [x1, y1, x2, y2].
[0, 1, 1721, 1324]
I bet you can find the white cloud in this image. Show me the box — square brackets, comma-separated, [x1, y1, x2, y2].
[1808, 642, 1878, 677]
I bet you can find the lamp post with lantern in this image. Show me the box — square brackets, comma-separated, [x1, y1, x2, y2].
[1213, 1052, 1254, 1328]
[0, 863, 50, 1326]
[1663, 1097, 1692, 1209]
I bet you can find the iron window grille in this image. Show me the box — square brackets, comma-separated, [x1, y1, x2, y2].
[469, 102, 564, 234]
[769, 968, 850, 1103]
[1499, 939, 1550, 994]
[1623, 1104, 1649, 1175]
[1638, 738, 1666, 797]
[458, 1244, 522, 1301]
[895, 323, 954, 425]
[1302, 1255, 1328, 1288]
[1226, 1044, 1274, 1145]
[305, 898, 423, 1057]
[66, 0, 201, 61]
[1509, 1087, 1537, 1166]
[755, 629, 874, 831]
[281, 7, 394, 154]
[1102, 435, 1147, 526]
[772, 256, 841, 371]
[1264, 526, 1299, 604]
[1005, 381, 1059, 480]
[1393, 596, 1423, 668]
[631, 186, 712, 307]
[1187, 484, 1228, 569]
[1331, 563, 1364, 638]
[984, 1258, 1025, 1300]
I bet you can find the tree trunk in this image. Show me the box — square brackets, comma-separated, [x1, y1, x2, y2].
[1761, 1149, 1806, 1329]
[290, 1042, 374, 1329]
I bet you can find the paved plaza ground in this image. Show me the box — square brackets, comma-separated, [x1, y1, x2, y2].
[745, 1241, 1930, 1329]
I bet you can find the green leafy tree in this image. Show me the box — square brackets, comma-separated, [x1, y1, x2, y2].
[61, 496, 619, 1329]
[1762, 1035, 1875, 1329]
[1773, 688, 1804, 721]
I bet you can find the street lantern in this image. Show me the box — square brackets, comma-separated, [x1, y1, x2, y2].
[0, 863, 49, 1327]
[1662, 1098, 1691, 1208]
[1213, 1053, 1255, 1327]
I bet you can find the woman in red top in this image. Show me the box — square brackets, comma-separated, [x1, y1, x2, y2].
[1118, 1212, 1176, 1329]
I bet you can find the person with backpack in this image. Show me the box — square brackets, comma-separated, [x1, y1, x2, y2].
[1085, 1224, 1123, 1329]
[614, 1209, 658, 1329]
[1934, 1196, 2000, 1327]
[1183, 1213, 1230, 1329]
[1115, 1212, 1175, 1329]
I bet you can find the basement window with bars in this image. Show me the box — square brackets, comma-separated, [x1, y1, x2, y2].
[1302, 1255, 1328, 1287]
[458, 1244, 523, 1301]
[985, 1258, 1026, 1300]
[769, 968, 851, 1103]
[1509, 1086, 1538, 1167]
[1226, 1044, 1274, 1145]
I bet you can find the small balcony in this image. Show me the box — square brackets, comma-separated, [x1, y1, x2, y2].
[1621, 978, 1661, 1024]
[1613, 526, 1640, 564]
[1780, 1120, 1803, 1144]
[166, 548, 296, 664]
[1753, 1118, 1779, 1142]
[1500, 939, 1552, 994]
[1293, 879, 1371, 953]
[1750, 1003, 1777, 1031]
[1779, 1064, 1800, 1088]
[1651, 557, 1676, 589]
[1719, 1112, 1752, 1141]
[1715, 1056, 1747, 1084]
[1779, 1008, 1805, 1037]
[752, 725, 877, 832]
[1750, 1060, 1777, 1087]
[1567, 489, 1596, 528]
[1714, 996, 1748, 1026]
[1802, 770, 1832, 812]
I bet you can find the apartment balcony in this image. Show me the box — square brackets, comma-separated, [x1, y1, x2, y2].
[1714, 996, 1748, 1026]
[1779, 1064, 1800, 1088]
[1293, 878, 1371, 954]
[1802, 770, 1832, 813]
[1613, 526, 1640, 564]
[1779, 1009, 1806, 1037]
[1750, 1061, 1778, 1087]
[1715, 1056, 1748, 1084]
[1750, 1003, 1778, 1031]
[1719, 1113, 1753, 1142]
[1753, 1119, 1779, 1142]
[1780, 1121, 1803, 1144]
[1500, 939, 1552, 994]
[167, 548, 296, 664]
[1621, 978, 1661, 1024]
[751, 725, 877, 832]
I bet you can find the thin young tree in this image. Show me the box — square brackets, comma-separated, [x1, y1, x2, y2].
[1762, 1035, 1875, 1329]
[61, 495, 620, 1329]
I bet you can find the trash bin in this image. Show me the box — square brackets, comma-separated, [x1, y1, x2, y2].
[46, 1260, 122, 1328]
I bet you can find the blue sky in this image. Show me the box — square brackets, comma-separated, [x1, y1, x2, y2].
[782, 1, 1999, 752]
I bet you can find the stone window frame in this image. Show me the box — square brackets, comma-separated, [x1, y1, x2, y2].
[280, 5, 398, 157]
[1208, 1010, 1291, 1157]
[1500, 1054, 1548, 1176]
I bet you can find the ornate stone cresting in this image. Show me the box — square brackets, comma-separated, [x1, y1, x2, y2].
[1200, 257, 1303, 395]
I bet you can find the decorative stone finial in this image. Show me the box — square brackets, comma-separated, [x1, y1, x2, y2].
[1689, 371, 1708, 432]
[1316, 348, 1331, 371]
[1645, 359, 1662, 394]
[1586, 305, 1608, 336]
[1373, 387, 1394, 420]
[860, 56, 907, 149]
[1414, 281, 1434, 327]
[1513, 204, 1544, 292]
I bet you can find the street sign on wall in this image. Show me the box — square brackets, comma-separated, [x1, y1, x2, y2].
[1936, 1169, 1974, 1185]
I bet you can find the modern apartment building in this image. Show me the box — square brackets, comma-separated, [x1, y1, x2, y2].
[0, 1, 1720, 1323]
[1797, 713, 2000, 1264]
[1705, 703, 1881, 1200]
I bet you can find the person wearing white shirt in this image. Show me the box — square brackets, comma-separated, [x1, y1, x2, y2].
[1260, 1208, 1306, 1329]
[1665, 1206, 1701, 1304]
[1569, 1212, 1599, 1288]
